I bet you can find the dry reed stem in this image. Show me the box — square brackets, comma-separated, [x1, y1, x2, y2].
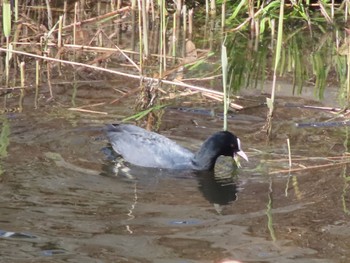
[11, 42, 189, 61]
[226, 7, 264, 33]
[161, 90, 201, 100]
[73, 102, 107, 109]
[266, 155, 350, 162]
[0, 48, 230, 100]
[58, 6, 131, 32]
[0, 86, 28, 90]
[286, 104, 348, 112]
[99, 30, 140, 72]
[202, 93, 243, 110]
[68, 107, 108, 115]
[183, 74, 222, 81]
[109, 87, 143, 104]
[269, 160, 350, 175]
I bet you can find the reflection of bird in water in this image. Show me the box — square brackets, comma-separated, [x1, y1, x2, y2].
[197, 171, 238, 214]
[101, 150, 239, 212]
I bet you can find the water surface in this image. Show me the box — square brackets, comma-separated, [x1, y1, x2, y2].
[0, 82, 349, 263]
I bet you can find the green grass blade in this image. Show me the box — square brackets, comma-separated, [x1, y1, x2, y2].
[222, 36, 228, 131]
[2, 1, 11, 37]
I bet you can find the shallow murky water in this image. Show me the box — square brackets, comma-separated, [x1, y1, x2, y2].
[0, 80, 350, 263]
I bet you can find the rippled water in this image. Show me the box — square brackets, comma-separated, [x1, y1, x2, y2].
[0, 81, 349, 263]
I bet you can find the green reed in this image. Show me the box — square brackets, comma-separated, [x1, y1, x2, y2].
[35, 60, 40, 109]
[266, 177, 276, 242]
[19, 61, 25, 112]
[264, 0, 285, 137]
[221, 36, 228, 131]
[0, 115, 10, 160]
[2, 0, 11, 86]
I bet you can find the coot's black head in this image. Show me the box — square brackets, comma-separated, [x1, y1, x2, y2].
[214, 131, 248, 160]
[193, 131, 248, 171]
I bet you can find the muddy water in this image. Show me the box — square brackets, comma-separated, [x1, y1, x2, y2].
[0, 81, 350, 263]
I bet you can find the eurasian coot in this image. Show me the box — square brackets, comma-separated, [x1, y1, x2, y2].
[106, 124, 248, 171]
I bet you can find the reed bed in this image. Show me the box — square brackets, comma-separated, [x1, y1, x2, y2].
[0, 0, 348, 119]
